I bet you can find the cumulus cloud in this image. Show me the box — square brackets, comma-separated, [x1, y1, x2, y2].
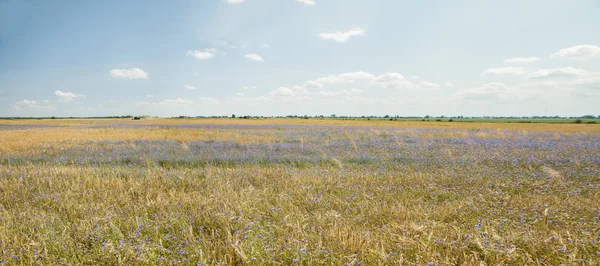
[16, 99, 37, 106]
[218, 41, 236, 49]
[528, 67, 588, 79]
[263, 71, 439, 103]
[314, 72, 375, 85]
[481, 67, 526, 76]
[225, 72, 453, 113]
[146, 95, 154, 98]
[242, 86, 257, 90]
[504, 57, 540, 63]
[55, 90, 84, 102]
[271, 86, 307, 97]
[455, 81, 547, 103]
[315, 89, 362, 97]
[297, 0, 315, 5]
[319, 28, 365, 43]
[551, 45, 600, 60]
[110, 68, 149, 79]
[374, 73, 413, 89]
[185, 85, 197, 90]
[187, 49, 215, 60]
[572, 73, 600, 93]
[455, 82, 510, 101]
[445, 82, 453, 87]
[416, 81, 440, 90]
[244, 54, 264, 61]
[14, 99, 56, 110]
[297, 72, 441, 91]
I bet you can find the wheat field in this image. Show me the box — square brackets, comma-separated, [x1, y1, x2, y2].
[0, 119, 599, 265]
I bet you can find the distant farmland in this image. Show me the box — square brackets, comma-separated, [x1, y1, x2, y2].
[0, 119, 598, 265]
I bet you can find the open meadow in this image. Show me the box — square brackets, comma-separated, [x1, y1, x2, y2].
[0, 118, 599, 265]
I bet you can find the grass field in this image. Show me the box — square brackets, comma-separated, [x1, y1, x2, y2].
[0, 119, 599, 265]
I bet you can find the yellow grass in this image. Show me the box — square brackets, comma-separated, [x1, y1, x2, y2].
[3, 118, 600, 133]
[1, 118, 598, 154]
[0, 119, 598, 265]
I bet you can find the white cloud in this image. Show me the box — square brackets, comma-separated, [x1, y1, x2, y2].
[552, 45, 600, 60]
[260, 44, 270, 48]
[146, 95, 154, 98]
[572, 73, 600, 93]
[222, 72, 455, 114]
[110, 68, 149, 79]
[244, 54, 264, 61]
[185, 85, 197, 90]
[161, 98, 194, 105]
[445, 82, 453, 87]
[528, 67, 588, 79]
[319, 28, 365, 43]
[242, 86, 257, 90]
[374, 73, 413, 89]
[455, 82, 510, 101]
[297, 0, 315, 5]
[187, 49, 215, 60]
[271, 86, 307, 97]
[315, 91, 336, 97]
[263, 71, 439, 104]
[16, 99, 37, 105]
[316, 72, 375, 85]
[134, 101, 152, 107]
[455, 82, 542, 103]
[55, 90, 85, 102]
[136, 98, 195, 107]
[416, 81, 440, 90]
[288, 72, 439, 92]
[225, 0, 245, 3]
[14, 99, 56, 111]
[481, 67, 526, 76]
[315, 89, 361, 97]
[504, 57, 540, 63]
[219, 40, 235, 49]
[198, 97, 220, 104]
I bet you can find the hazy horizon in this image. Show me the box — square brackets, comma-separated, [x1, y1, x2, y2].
[1, 0, 600, 117]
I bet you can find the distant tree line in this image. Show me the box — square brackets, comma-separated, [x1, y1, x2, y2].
[2, 114, 599, 122]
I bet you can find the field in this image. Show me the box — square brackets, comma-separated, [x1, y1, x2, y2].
[0, 119, 599, 265]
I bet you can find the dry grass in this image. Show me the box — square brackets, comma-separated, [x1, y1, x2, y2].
[3, 118, 600, 133]
[0, 119, 598, 265]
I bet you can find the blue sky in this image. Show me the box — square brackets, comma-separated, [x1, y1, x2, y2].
[1, 0, 599, 117]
